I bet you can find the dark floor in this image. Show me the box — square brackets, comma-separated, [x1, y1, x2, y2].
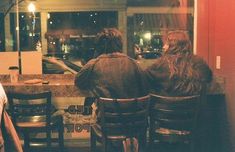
[25, 139, 92, 152]
[26, 139, 190, 152]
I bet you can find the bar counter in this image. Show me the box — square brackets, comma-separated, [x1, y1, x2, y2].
[0, 74, 227, 149]
[0, 74, 226, 96]
[0, 74, 83, 97]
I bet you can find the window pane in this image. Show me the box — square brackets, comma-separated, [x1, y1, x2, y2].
[10, 12, 41, 51]
[0, 13, 4, 51]
[127, 0, 194, 59]
[45, 11, 118, 63]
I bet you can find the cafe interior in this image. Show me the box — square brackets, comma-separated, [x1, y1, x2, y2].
[0, 0, 234, 152]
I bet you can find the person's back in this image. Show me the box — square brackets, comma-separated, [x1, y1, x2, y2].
[145, 31, 212, 96]
[75, 52, 147, 98]
[75, 28, 148, 98]
[74, 28, 148, 152]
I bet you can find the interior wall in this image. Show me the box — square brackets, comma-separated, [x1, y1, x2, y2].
[197, 0, 235, 151]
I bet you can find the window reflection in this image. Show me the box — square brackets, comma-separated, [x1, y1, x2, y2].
[0, 0, 194, 66]
[132, 13, 193, 59]
[127, 0, 194, 59]
[45, 11, 118, 63]
[10, 12, 41, 51]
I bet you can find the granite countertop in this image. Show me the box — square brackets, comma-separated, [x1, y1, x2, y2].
[0, 74, 83, 97]
[0, 74, 225, 97]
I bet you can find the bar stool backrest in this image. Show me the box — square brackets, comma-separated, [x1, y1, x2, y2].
[149, 93, 203, 152]
[7, 91, 52, 127]
[98, 95, 150, 137]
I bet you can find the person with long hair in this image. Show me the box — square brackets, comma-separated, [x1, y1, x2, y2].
[145, 30, 212, 96]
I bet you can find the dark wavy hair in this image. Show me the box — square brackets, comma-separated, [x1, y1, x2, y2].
[162, 31, 202, 94]
[95, 28, 123, 55]
[164, 30, 192, 55]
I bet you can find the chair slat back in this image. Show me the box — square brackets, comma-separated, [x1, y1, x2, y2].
[150, 94, 201, 131]
[98, 95, 150, 136]
[7, 91, 52, 126]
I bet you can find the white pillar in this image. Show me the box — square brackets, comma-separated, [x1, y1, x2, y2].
[40, 12, 48, 55]
[4, 14, 13, 51]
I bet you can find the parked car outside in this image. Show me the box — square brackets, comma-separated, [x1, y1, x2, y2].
[42, 56, 82, 74]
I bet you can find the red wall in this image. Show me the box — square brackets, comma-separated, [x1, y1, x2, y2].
[197, 0, 235, 151]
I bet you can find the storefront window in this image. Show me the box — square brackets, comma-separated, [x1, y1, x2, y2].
[10, 12, 41, 51]
[45, 11, 118, 62]
[127, 0, 194, 59]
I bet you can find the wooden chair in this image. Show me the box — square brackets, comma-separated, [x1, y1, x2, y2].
[90, 95, 150, 152]
[7, 91, 64, 152]
[149, 94, 203, 152]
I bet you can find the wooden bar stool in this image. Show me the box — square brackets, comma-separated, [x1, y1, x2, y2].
[7, 91, 64, 152]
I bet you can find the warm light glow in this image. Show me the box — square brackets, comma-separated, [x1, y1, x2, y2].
[47, 13, 50, 19]
[144, 32, 151, 40]
[28, 3, 36, 12]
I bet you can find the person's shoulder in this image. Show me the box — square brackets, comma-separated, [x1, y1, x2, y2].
[109, 52, 137, 62]
[191, 55, 208, 65]
[150, 55, 168, 66]
[85, 58, 100, 66]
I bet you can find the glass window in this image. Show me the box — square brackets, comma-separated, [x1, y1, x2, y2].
[10, 12, 41, 51]
[127, 0, 194, 60]
[0, 13, 5, 51]
[45, 11, 118, 63]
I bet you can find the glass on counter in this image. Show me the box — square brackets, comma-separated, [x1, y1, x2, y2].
[8, 66, 19, 83]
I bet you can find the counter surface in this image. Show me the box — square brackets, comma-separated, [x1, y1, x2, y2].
[0, 74, 83, 97]
[0, 74, 225, 97]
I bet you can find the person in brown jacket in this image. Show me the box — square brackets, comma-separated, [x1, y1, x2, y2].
[145, 30, 213, 96]
[74, 28, 148, 151]
[75, 28, 148, 112]
[75, 28, 148, 98]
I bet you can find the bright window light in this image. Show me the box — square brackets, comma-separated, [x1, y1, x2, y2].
[28, 3, 36, 13]
[144, 32, 151, 40]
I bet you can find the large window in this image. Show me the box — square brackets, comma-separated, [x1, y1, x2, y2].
[10, 12, 41, 51]
[127, 0, 194, 59]
[45, 11, 118, 62]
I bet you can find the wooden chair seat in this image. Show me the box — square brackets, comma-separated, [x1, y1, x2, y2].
[91, 124, 127, 140]
[156, 128, 190, 135]
[16, 115, 62, 128]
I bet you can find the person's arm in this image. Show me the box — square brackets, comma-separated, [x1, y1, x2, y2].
[0, 84, 7, 105]
[0, 84, 7, 122]
[144, 59, 168, 92]
[195, 57, 213, 83]
[74, 59, 96, 93]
